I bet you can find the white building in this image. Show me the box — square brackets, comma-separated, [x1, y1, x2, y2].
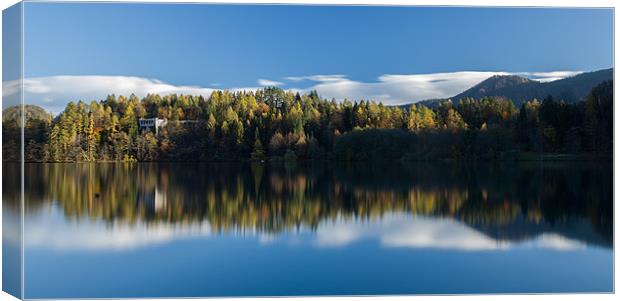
[138, 118, 167, 134]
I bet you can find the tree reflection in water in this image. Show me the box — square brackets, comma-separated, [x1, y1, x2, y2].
[17, 161, 612, 248]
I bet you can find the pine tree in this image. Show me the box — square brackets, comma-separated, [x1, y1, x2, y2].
[86, 112, 98, 161]
[250, 128, 266, 161]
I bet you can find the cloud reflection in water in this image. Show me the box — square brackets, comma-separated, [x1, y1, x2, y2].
[25, 207, 586, 252]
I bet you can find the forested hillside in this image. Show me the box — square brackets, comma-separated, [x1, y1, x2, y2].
[2, 80, 613, 162]
[453, 68, 613, 107]
[419, 68, 613, 108]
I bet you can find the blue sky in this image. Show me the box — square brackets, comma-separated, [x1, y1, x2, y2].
[8, 3, 615, 112]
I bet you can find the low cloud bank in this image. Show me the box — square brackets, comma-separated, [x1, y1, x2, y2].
[3, 71, 581, 115]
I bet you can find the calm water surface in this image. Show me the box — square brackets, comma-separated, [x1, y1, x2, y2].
[13, 162, 613, 298]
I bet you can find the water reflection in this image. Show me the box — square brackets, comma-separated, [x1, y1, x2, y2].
[21, 162, 612, 251]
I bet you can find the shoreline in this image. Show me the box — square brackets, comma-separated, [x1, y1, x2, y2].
[11, 153, 613, 164]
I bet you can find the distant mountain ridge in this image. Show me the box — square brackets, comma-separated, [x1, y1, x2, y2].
[417, 68, 613, 107]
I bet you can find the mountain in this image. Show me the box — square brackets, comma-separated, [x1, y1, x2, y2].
[457, 68, 612, 106]
[417, 68, 613, 108]
[453, 75, 535, 102]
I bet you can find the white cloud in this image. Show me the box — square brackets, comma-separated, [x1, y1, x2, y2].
[306, 71, 510, 104]
[312, 213, 588, 251]
[5, 75, 216, 114]
[257, 79, 284, 86]
[23, 205, 214, 251]
[313, 214, 506, 250]
[285, 74, 348, 82]
[2, 70, 582, 115]
[522, 233, 587, 251]
[290, 71, 582, 104]
[2, 79, 22, 98]
[22, 207, 589, 252]
[517, 71, 583, 83]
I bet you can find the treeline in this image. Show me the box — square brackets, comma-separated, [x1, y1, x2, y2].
[3, 80, 613, 162]
[335, 80, 613, 161]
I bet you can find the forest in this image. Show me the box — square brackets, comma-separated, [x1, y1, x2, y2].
[2, 80, 613, 162]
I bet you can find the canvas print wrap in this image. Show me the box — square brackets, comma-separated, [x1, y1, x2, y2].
[1, 1, 614, 299]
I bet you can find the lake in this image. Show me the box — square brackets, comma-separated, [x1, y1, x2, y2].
[8, 161, 614, 298]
